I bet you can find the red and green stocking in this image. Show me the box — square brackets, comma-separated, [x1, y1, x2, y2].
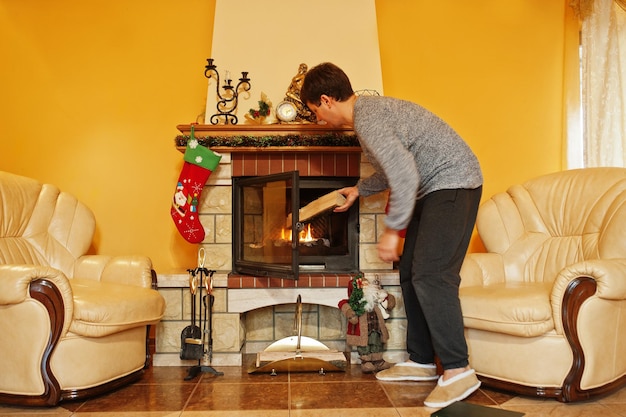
[171, 130, 222, 243]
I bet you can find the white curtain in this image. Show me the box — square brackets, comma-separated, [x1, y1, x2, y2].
[580, 0, 626, 167]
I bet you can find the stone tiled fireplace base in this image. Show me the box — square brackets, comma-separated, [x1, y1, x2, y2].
[154, 271, 406, 367]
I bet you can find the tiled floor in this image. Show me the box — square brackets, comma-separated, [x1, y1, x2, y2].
[3, 358, 626, 417]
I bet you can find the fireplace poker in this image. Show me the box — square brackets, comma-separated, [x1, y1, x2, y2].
[203, 269, 216, 364]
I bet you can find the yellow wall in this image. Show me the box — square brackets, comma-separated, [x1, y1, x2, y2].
[0, 0, 579, 272]
[377, 1, 576, 195]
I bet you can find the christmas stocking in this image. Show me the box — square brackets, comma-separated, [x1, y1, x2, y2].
[171, 127, 222, 243]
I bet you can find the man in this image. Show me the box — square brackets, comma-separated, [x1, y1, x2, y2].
[300, 62, 483, 409]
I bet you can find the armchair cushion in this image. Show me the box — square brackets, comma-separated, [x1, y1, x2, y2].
[73, 255, 154, 287]
[70, 278, 164, 338]
[461, 282, 553, 337]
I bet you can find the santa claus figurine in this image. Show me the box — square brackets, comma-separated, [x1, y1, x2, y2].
[338, 274, 396, 373]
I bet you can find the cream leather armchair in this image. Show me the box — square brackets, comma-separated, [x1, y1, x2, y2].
[0, 171, 165, 406]
[460, 167, 626, 402]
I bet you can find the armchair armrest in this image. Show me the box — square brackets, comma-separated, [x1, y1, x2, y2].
[0, 265, 73, 316]
[0, 265, 73, 405]
[73, 255, 153, 288]
[460, 252, 506, 287]
[551, 259, 626, 334]
[547, 259, 626, 401]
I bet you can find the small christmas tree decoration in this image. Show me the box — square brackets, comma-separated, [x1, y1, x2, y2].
[347, 273, 367, 316]
[244, 92, 272, 124]
[171, 125, 222, 243]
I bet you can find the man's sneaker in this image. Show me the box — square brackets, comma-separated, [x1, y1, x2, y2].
[375, 361, 438, 381]
[423, 369, 481, 408]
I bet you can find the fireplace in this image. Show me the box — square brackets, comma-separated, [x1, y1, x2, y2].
[153, 124, 402, 368]
[233, 171, 359, 279]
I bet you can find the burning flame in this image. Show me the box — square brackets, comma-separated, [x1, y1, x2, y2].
[281, 224, 315, 242]
[300, 224, 314, 242]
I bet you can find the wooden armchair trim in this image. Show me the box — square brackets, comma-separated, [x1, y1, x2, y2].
[0, 279, 64, 406]
[560, 276, 626, 402]
[560, 276, 597, 402]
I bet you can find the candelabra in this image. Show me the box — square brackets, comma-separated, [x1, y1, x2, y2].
[204, 58, 251, 125]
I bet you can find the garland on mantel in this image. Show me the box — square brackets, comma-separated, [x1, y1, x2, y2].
[174, 133, 360, 148]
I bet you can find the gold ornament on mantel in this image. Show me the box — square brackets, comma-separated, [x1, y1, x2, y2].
[280, 63, 316, 124]
[245, 92, 273, 125]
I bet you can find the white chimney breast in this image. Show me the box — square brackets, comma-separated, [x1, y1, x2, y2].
[208, 0, 384, 124]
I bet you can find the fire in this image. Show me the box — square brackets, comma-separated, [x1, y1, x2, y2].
[300, 224, 314, 242]
[280, 224, 315, 242]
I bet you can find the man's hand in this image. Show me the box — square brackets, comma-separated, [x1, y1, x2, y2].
[378, 228, 400, 262]
[334, 186, 359, 212]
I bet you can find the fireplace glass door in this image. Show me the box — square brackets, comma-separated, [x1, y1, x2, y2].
[233, 171, 359, 279]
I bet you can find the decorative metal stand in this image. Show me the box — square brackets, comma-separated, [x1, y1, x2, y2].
[204, 58, 251, 125]
[184, 248, 223, 380]
[249, 295, 347, 374]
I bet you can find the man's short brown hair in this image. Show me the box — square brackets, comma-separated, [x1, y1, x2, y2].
[300, 62, 354, 107]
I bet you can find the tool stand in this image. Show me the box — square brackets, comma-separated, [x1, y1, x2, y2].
[184, 248, 223, 380]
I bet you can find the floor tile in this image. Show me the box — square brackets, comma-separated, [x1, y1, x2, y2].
[478, 387, 516, 406]
[288, 366, 373, 382]
[76, 383, 195, 413]
[0, 406, 73, 417]
[185, 382, 289, 411]
[290, 380, 392, 409]
[598, 387, 626, 404]
[378, 381, 435, 408]
[182, 411, 287, 417]
[502, 402, 622, 417]
[73, 413, 181, 417]
[291, 409, 402, 417]
[553, 402, 626, 416]
[602, 403, 626, 416]
[138, 366, 198, 385]
[463, 388, 500, 406]
[204, 366, 289, 384]
[396, 407, 438, 417]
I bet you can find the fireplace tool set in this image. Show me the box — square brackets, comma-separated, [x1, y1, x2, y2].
[249, 294, 348, 375]
[180, 248, 223, 380]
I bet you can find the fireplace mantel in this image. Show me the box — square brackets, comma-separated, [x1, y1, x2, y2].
[177, 123, 354, 136]
[175, 123, 360, 153]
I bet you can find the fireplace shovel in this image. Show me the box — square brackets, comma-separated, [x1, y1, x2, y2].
[249, 295, 348, 374]
[180, 271, 203, 360]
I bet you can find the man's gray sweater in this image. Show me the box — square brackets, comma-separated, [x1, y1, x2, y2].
[353, 96, 483, 231]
